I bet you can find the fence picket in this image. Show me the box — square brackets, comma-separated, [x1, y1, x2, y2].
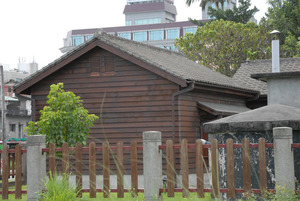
[130, 141, 138, 197]
[181, 139, 189, 198]
[242, 138, 251, 197]
[103, 142, 110, 198]
[117, 142, 124, 198]
[226, 138, 235, 199]
[211, 139, 219, 199]
[62, 142, 69, 176]
[259, 138, 267, 194]
[75, 142, 82, 198]
[2, 145, 9, 199]
[49, 143, 55, 176]
[89, 142, 96, 198]
[196, 139, 204, 198]
[166, 140, 175, 197]
[15, 144, 22, 199]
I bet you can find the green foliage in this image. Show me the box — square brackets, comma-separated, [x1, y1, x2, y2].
[176, 19, 271, 76]
[38, 173, 78, 201]
[208, 0, 259, 24]
[25, 83, 99, 147]
[186, 0, 228, 10]
[264, 0, 300, 57]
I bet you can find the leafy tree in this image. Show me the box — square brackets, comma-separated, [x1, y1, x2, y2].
[208, 0, 259, 24]
[175, 19, 271, 76]
[264, 0, 300, 57]
[186, 0, 228, 10]
[26, 83, 99, 147]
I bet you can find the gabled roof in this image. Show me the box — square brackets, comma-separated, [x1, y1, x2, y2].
[233, 58, 300, 95]
[15, 30, 258, 95]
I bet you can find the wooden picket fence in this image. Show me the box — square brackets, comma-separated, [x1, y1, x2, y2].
[43, 141, 143, 198]
[0, 138, 299, 200]
[0, 144, 26, 199]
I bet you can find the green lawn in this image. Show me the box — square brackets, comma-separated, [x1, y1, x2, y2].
[0, 192, 213, 200]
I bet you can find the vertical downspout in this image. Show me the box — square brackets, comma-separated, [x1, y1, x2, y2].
[171, 81, 195, 142]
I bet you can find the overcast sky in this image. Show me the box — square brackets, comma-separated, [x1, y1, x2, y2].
[0, 0, 269, 69]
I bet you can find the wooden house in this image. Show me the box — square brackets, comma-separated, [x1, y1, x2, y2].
[15, 30, 258, 147]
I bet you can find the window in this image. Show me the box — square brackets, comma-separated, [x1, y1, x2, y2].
[101, 55, 116, 73]
[224, 2, 228, 8]
[19, 125, 23, 138]
[118, 32, 131, 40]
[211, 2, 216, 9]
[135, 18, 161, 25]
[133, 31, 147, 41]
[72, 36, 84, 46]
[166, 29, 179, 39]
[126, 20, 132, 26]
[149, 30, 163, 40]
[9, 124, 16, 132]
[184, 27, 197, 35]
[85, 35, 93, 41]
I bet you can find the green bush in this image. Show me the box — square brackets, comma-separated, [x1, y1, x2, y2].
[38, 172, 78, 201]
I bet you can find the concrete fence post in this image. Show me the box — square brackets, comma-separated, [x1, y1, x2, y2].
[273, 127, 295, 191]
[27, 135, 46, 201]
[143, 131, 162, 201]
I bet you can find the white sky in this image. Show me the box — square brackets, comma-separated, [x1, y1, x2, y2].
[0, 0, 269, 69]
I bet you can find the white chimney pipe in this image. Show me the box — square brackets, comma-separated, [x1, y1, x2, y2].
[271, 30, 280, 73]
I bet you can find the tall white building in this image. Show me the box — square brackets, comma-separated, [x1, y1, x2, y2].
[202, 0, 236, 19]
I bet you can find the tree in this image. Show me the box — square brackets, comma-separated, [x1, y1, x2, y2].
[208, 0, 259, 24]
[25, 83, 99, 147]
[175, 19, 272, 76]
[264, 0, 300, 57]
[185, 0, 228, 10]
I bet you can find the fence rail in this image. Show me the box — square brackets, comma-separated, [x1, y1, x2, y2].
[0, 130, 299, 200]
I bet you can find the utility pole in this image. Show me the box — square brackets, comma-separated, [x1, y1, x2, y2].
[0, 65, 6, 145]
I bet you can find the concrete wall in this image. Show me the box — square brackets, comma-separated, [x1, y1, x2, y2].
[268, 77, 300, 108]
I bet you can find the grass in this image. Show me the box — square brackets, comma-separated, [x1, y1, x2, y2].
[0, 192, 213, 201]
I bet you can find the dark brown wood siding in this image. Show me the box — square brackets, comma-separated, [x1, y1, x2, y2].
[31, 47, 180, 146]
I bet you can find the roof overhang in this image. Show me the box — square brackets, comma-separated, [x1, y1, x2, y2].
[197, 101, 251, 117]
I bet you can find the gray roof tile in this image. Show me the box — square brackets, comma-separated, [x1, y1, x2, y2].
[233, 58, 300, 95]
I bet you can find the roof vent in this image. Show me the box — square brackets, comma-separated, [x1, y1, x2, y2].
[270, 30, 280, 73]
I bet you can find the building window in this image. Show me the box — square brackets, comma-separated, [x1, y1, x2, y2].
[19, 124, 23, 138]
[135, 18, 161, 25]
[118, 32, 131, 40]
[133, 31, 147, 41]
[224, 2, 228, 8]
[72, 36, 84, 46]
[184, 27, 197, 35]
[149, 30, 163, 40]
[85, 35, 93, 41]
[126, 20, 132, 26]
[211, 2, 216, 9]
[9, 124, 16, 132]
[101, 55, 116, 73]
[166, 29, 179, 39]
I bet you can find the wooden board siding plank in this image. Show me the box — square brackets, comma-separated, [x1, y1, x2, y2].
[130, 142, 138, 197]
[15, 144, 22, 199]
[211, 139, 219, 199]
[89, 142, 96, 198]
[76, 143, 83, 198]
[226, 138, 235, 199]
[2, 145, 9, 200]
[181, 139, 189, 198]
[103, 142, 110, 198]
[62, 143, 69, 176]
[196, 139, 204, 198]
[258, 138, 267, 195]
[166, 140, 175, 197]
[49, 143, 56, 176]
[242, 138, 251, 197]
[117, 142, 124, 198]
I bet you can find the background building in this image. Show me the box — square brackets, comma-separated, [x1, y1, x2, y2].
[60, 0, 207, 53]
[201, 0, 237, 19]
